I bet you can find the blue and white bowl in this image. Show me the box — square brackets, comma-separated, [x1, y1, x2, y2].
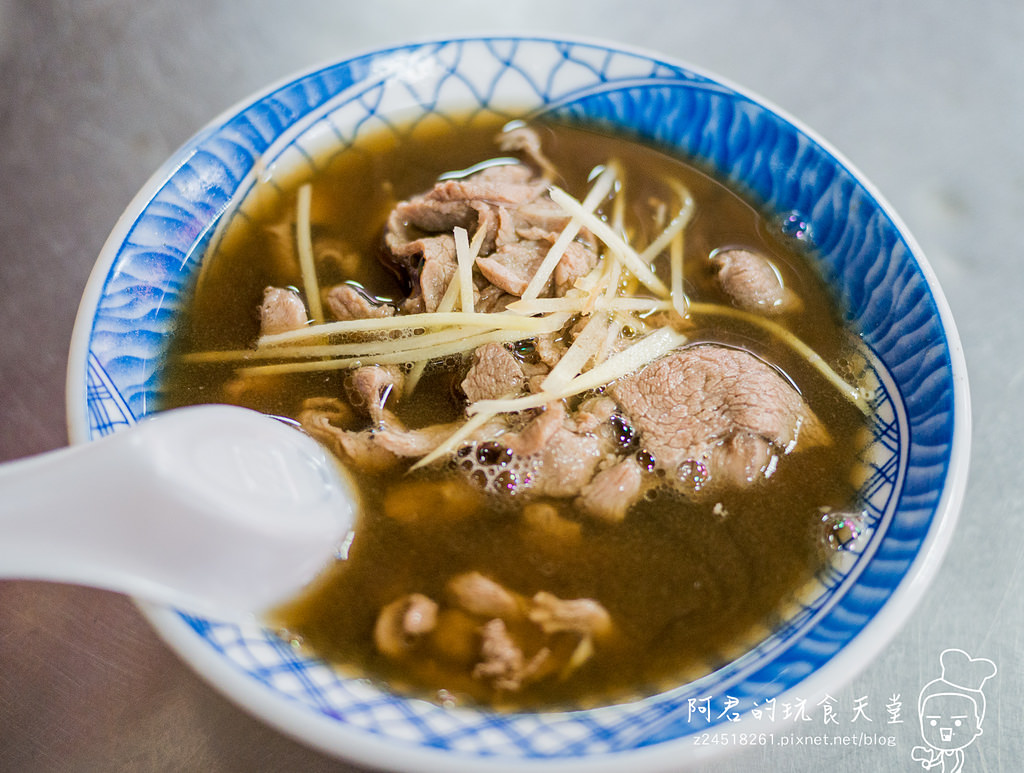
[67, 36, 969, 771]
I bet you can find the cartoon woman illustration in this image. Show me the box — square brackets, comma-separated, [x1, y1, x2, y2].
[911, 648, 997, 772]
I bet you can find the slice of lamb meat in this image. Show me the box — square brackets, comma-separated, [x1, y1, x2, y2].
[431, 163, 545, 206]
[364, 419, 463, 460]
[387, 233, 458, 313]
[711, 248, 796, 315]
[520, 502, 583, 546]
[709, 431, 779, 488]
[510, 225, 600, 297]
[419, 241, 458, 312]
[390, 230, 458, 266]
[339, 433, 403, 472]
[383, 154, 575, 304]
[503, 402, 566, 457]
[347, 365, 404, 424]
[473, 617, 526, 691]
[573, 396, 619, 434]
[554, 240, 600, 296]
[446, 572, 523, 620]
[298, 400, 462, 473]
[492, 401, 612, 498]
[298, 407, 395, 474]
[526, 419, 607, 499]
[496, 125, 557, 179]
[386, 164, 543, 256]
[475, 238, 550, 296]
[475, 283, 517, 313]
[388, 197, 480, 239]
[461, 343, 526, 403]
[475, 226, 599, 299]
[534, 427, 609, 498]
[534, 330, 568, 369]
[576, 457, 645, 523]
[296, 396, 399, 466]
[297, 395, 354, 424]
[609, 344, 829, 493]
[374, 593, 439, 659]
[324, 283, 396, 321]
[259, 286, 308, 335]
[528, 592, 613, 641]
[509, 195, 575, 236]
[485, 206, 519, 254]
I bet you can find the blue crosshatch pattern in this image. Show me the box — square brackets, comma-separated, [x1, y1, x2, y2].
[73, 37, 956, 760]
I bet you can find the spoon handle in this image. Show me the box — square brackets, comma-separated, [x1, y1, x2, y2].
[0, 406, 354, 618]
[0, 429, 165, 590]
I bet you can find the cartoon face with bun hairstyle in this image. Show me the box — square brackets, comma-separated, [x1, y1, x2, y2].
[912, 649, 996, 771]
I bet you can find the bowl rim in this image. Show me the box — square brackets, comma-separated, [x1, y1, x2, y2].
[65, 32, 971, 772]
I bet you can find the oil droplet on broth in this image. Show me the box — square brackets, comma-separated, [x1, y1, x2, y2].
[819, 509, 866, 550]
[780, 211, 813, 242]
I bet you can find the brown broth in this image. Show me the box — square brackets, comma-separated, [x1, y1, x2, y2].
[161, 118, 868, 710]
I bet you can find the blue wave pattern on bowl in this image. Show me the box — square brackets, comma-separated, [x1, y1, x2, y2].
[78, 37, 954, 759]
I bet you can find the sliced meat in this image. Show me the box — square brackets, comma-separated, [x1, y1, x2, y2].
[554, 240, 600, 295]
[259, 286, 307, 335]
[528, 592, 613, 641]
[529, 421, 607, 498]
[388, 197, 480, 240]
[502, 402, 566, 457]
[373, 593, 439, 658]
[431, 163, 544, 206]
[326, 430, 406, 473]
[576, 457, 645, 523]
[467, 203, 500, 256]
[510, 197, 573, 236]
[297, 395, 354, 426]
[347, 365, 404, 424]
[324, 282, 395, 321]
[573, 396, 619, 434]
[709, 431, 778, 488]
[446, 572, 523, 620]
[473, 618, 526, 691]
[296, 396, 370, 460]
[365, 420, 462, 460]
[461, 343, 526, 402]
[520, 502, 583, 546]
[386, 164, 543, 256]
[610, 344, 829, 492]
[711, 248, 795, 315]
[475, 283, 517, 313]
[382, 478, 484, 524]
[416, 236, 459, 312]
[475, 229, 599, 299]
[495, 401, 612, 498]
[386, 233, 458, 313]
[298, 402, 461, 473]
[475, 239, 550, 296]
[496, 125, 557, 179]
[534, 330, 569, 369]
[372, 570, 618, 693]
[382, 152, 572, 304]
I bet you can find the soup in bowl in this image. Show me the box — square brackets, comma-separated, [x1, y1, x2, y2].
[67, 36, 968, 770]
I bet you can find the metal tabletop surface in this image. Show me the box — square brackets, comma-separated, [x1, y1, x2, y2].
[1, 2, 1020, 771]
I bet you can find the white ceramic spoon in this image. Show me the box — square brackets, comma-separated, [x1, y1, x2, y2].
[0, 404, 356, 620]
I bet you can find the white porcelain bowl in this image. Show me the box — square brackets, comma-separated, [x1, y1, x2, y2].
[67, 35, 969, 771]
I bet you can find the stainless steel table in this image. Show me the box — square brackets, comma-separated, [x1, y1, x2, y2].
[2, 2, 1020, 771]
